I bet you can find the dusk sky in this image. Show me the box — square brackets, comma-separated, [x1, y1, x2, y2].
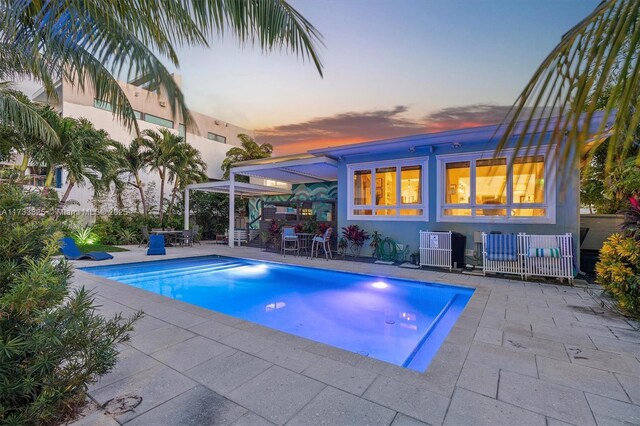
[23, 0, 601, 155]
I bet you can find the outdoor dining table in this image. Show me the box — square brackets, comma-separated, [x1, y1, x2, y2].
[150, 229, 183, 246]
[296, 233, 316, 258]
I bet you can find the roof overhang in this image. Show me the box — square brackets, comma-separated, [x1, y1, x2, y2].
[185, 181, 291, 196]
[231, 155, 338, 184]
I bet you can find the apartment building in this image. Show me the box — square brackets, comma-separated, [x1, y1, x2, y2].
[30, 73, 252, 211]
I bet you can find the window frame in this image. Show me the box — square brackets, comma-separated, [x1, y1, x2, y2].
[347, 158, 429, 221]
[207, 132, 227, 144]
[143, 113, 174, 129]
[436, 148, 555, 224]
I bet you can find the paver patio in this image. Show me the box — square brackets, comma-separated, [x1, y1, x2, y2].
[69, 244, 640, 426]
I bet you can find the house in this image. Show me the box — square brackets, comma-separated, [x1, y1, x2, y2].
[26, 74, 252, 211]
[184, 112, 611, 263]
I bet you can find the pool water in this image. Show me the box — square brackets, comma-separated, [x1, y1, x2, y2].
[82, 256, 473, 371]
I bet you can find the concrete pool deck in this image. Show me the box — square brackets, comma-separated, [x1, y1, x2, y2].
[70, 244, 640, 426]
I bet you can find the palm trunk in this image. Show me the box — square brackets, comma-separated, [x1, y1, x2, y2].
[19, 154, 29, 176]
[167, 178, 179, 220]
[42, 167, 55, 195]
[159, 167, 165, 223]
[60, 181, 75, 205]
[134, 173, 148, 215]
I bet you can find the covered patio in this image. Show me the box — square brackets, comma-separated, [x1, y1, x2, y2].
[184, 155, 338, 248]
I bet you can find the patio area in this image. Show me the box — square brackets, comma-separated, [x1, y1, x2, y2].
[70, 244, 640, 426]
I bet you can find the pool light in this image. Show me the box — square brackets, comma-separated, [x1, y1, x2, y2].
[372, 281, 388, 289]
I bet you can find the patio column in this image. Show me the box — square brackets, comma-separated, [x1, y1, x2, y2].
[228, 172, 235, 248]
[183, 187, 190, 229]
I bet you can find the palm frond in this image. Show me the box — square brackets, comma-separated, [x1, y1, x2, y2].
[0, 0, 324, 134]
[0, 83, 58, 145]
[497, 0, 639, 173]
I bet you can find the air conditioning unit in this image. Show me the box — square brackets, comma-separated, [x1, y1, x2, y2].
[159, 100, 166, 107]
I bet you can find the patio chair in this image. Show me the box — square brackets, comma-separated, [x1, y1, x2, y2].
[138, 225, 150, 247]
[281, 226, 299, 256]
[59, 237, 113, 261]
[311, 227, 333, 260]
[192, 224, 201, 245]
[147, 235, 166, 255]
[176, 229, 193, 247]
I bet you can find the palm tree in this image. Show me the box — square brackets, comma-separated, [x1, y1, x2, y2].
[32, 116, 115, 207]
[110, 139, 150, 214]
[0, 85, 58, 146]
[138, 128, 184, 223]
[166, 144, 207, 220]
[0, 1, 324, 132]
[222, 134, 274, 180]
[497, 0, 639, 173]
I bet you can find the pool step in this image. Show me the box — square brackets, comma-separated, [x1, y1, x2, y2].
[108, 261, 247, 282]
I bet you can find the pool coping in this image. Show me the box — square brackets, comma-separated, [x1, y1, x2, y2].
[69, 244, 640, 426]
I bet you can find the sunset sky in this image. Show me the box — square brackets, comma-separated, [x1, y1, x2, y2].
[22, 0, 601, 155]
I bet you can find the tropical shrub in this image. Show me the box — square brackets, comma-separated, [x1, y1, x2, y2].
[0, 184, 139, 424]
[370, 230, 383, 259]
[595, 196, 640, 317]
[341, 225, 370, 257]
[72, 224, 99, 245]
[596, 233, 640, 317]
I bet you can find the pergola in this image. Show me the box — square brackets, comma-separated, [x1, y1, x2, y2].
[184, 155, 338, 247]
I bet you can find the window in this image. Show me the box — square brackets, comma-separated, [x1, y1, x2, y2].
[143, 113, 173, 128]
[437, 150, 554, 223]
[207, 132, 226, 143]
[133, 110, 142, 120]
[178, 123, 186, 137]
[348, 159, 427, 220]
[93, 98, 113, 111]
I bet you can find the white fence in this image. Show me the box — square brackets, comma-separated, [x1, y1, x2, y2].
[419, 231, 453, 271]
[482, 233, 574, 283]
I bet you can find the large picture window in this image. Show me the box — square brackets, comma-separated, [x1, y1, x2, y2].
[348, 159, 427, 220]
[437, 150, 554, 223]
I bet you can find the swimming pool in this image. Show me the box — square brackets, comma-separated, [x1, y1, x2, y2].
[82, 256, 473, 371]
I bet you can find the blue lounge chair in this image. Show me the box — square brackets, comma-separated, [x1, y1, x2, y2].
[147, 235, 166, 255]
[59, 237, 114, 261]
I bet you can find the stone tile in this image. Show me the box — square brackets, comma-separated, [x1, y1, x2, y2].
[185, 351, 271, 396]
[89, 347, 160, 392]
[544, 419, 575, 426]
[456, 361, 499, 398]
[363, 376, 450, 425]
[616, 374, 640, 405]
[444, 388, 545, 426]
[68, 402, 119, 426]
[227, 366, 325, 425]
[555, 321, 617, 338]
[355, 356, 392, 374]
[474, 326, 503, 346]
[586, 393, 640, 425]
[302, 357, 377, 396]
[151, 336, 235, 372]
[129, 314, 169, 335]
[504, 310, 556, 327]
[231, 412, 275, 426]
[390, 413, 429, 426]
[565, 346, 640, 377]
[254, 345, 321, 373]
[89, 364, 197, 423]
[189, 319, 238, 340]
[421, 342, 469, 397]
[465, 341, 537, 377]
[537, 356, 629, 402]
[287, 387, 395, 426]
[267, 330, 315, 349]
[502, 333, 569, 361]
[574, 312, 635, 330]
[218, 330, 278, 355]
[444, 324, 476, 345]
[304, 342, 364, 366]
[531, 324, 597, 349]
[127, 386, 247, 425]
[610, 327, 640, 344]
[589, 334, 640, 357]
[498, 370, 596, 426]
[129, 325, 196, 354]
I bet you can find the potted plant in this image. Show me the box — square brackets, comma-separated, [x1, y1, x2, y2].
[341, 225, 370, 258]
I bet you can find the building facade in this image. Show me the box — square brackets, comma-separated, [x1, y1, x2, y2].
[31, 74, 252, 211]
